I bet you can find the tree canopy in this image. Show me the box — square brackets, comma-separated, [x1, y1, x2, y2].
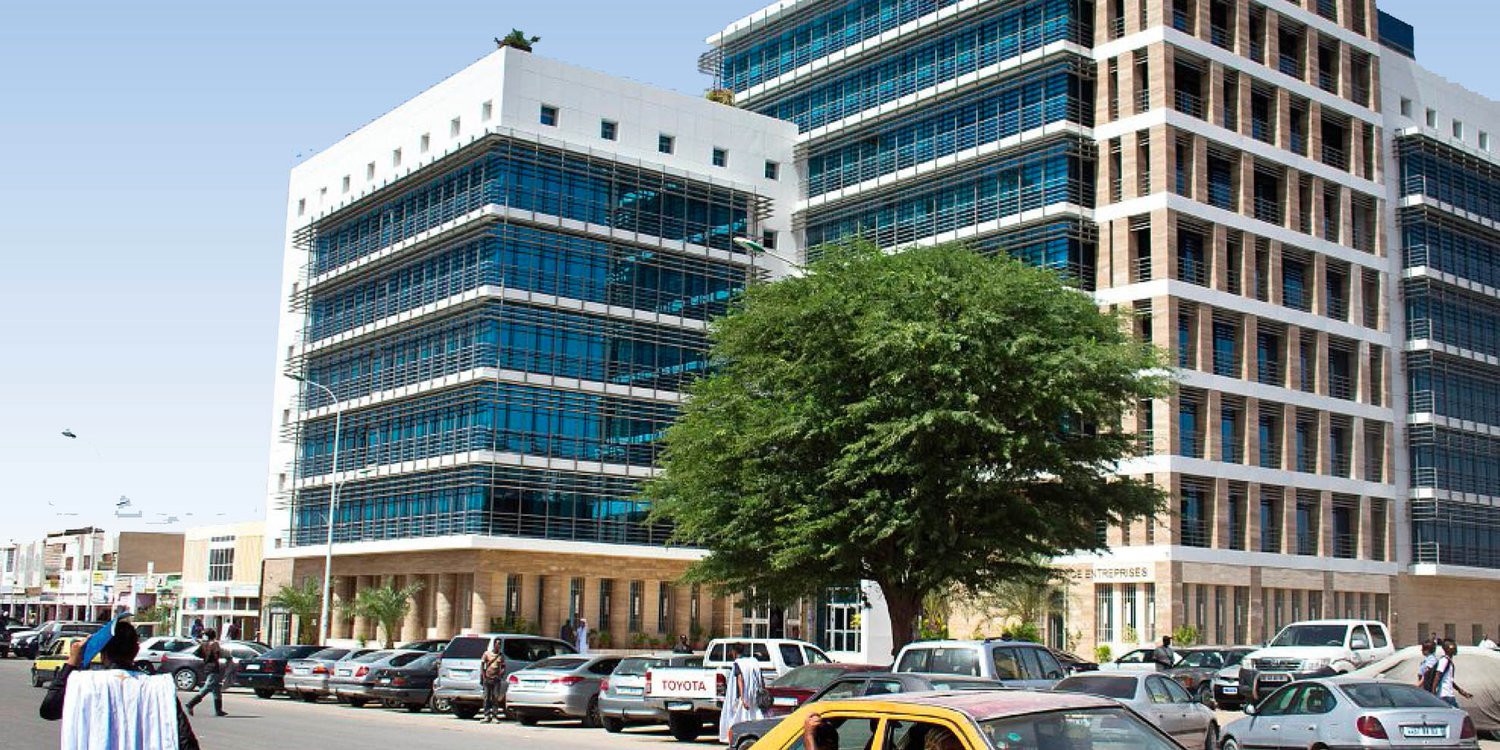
[269, 579, 322, 645]
[646, 241, 1168, 652]
[341, 580, 424, 649]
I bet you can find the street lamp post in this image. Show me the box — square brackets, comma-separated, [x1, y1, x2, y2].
[285, 373, 342, 646]
[732, 237, 807, 277]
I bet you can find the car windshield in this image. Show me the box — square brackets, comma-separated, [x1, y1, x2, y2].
[353, 651, 393, 663]
[309, 648, 348, 660]
[1175, 651, 1223, 669]
[980, 707, 1178, 750]
[613, 658, 662, 676]
[775, 667, 845, 690]
[389, 652, 426, 667]
[442, 637, 489, 660]
[1270, 625, 1348, 647]
[408, 653, 440, 669]
[1055, 676, 1138, 700]
[1343, 683, 1451, 709]
[262, 646, 310, 660]
[1223, 652, 1249, 667]
[158, 640, 196, 653]
[530, 657, 588, 671]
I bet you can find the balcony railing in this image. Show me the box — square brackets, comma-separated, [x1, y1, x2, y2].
[1296, 531, 1319, 556]
[1317, 0, 1339, 22]
[1331, 451, 1352, 477]
[1322, 144, 1349, 171]
[1289, 131, 1307, 156]
[1178, 257, 1207, 285]
[1137, 89, 1151, 113]
[1249, 41, 1265, 64]
[1258, 360, 1284, 386]
[1111, 15, 1126, 39]
[1251, 118, 1274, 144]
[1333, 534, 1357, 559]
[1279, 54, 1302, 79]
[1260, 528, 1282, 554]
[1318, 70, 1338, 94]
[1111, 176, 1124, 202]
[1329, 373, 1353, 400]
[1297, 449, 1317, 473]
[1175, 89, 1205, 119]
[1172, 9, 1191, 32]
[1132, 255, 1154, 282]
[1136, 430, 1156, 454]
[1260, 444, 1282, 470]
[1208, 180, 1235, 210]
[1223, 103, 1238, 130]
[1213, 349, 1239, 377]
[1223, 443, 1242, 464]
[1254, 197, 1282, 225]
[1327, 295, 1349, 322]
[1352, 83, 1370, 107]
[1181, 518, 1210, 548]
[1210, 25, 1232, 49]
[1365, 456, 1384, 483]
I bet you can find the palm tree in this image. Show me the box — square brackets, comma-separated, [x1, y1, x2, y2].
[496, 29, 540, 52]
[341, 580, 424, 649]
[269, 579, 323, 645]
[958, 566, 1061, 639]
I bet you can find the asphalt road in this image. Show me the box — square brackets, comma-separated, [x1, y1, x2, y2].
[4, 658, 1498, 750]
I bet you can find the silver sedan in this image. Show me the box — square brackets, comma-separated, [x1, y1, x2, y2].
[505, 655, 623, 727]
[1221, 676, 1479, 750]
[1054, 670, 1219, 749]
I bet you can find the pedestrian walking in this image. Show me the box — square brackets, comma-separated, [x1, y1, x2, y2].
[40, 617, 200, 749]
[575, 618, 590, 655]
[1433, 640, 1474, 708]
[718, 645, 766, 743]
[1417, 640, 1439, 691]
[1150, 635, 1176, 670]
[190, 618, 204, 640]
[224, 621, 240, 641]
[185, 629, 229, 717]
[1478, 633, 1496, 650]
[560, 618, 576, 647]
[479, 639, 507, 724]
[673, 635, 693, 654]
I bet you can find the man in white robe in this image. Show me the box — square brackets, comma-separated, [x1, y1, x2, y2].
[719, 646, 767, 743]
[575, 618, 591, 655]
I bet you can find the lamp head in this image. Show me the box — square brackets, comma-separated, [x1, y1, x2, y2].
[61, 429, 77, 439]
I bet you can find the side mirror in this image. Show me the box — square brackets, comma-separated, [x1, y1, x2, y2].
[1243, 703, 1257, 716]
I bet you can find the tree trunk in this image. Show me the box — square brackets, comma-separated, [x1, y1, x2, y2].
[881, 583, 925, 659]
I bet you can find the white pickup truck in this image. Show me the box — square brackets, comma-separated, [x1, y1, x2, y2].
[643, 637, 832, 742]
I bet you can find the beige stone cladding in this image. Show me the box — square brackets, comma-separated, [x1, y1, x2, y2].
[262, 550, 740, 648]
[1392, 574, 1500, 647]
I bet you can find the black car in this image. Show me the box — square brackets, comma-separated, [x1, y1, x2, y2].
[395, 639, 450, 654]
[726, 672, 1007, 750]
[1, 623, 32, 658]
[1051, 649, 1099, 674]
[237, 644, 325, 699]
[371, 652, 442, 712]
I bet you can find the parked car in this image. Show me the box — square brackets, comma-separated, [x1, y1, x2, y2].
[1050, 649, 1098, 674]
[1213, 663, 1247, 710]
[395, 639, 449, 654]
[134, 637, 197, 672]
[433, 634, 576, 720]
[599, 653, 702, 733]
[1238, 619, 1395, 703]
[30, 636, 100, 688]
[894, 639, 1067, 688]
[747, 689, 1184, 750]
[641, 637, 832, 741]
[13, 621, 92, 660]
[371, 652, 442, 712]
[505, 654, 622, 726]
[1222, 676, 1478, 750]
[329, 650, 426, 707]
[157, 640, 269, 691]
[1, 622, 31, 658]
[1162, 646, 1255, 704]
[728, 672, 1007, 750]
[765, 663, 889, 715]
[1356, 644, 1500, 739]
[1100, 647, 1162, 672]
[236, 644, 324, 699]
[1054, 671, 1218, 749]
[284, 647, 376, 703]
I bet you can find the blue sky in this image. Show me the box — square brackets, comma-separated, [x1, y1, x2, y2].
[0, 0, 1494, 543]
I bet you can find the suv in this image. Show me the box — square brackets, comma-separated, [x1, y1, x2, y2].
[1238, 619, 1394, 702]
[432, 634, 575, 720]
[894, 639, 1066, 688]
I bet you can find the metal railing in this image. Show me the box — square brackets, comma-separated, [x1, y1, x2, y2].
[1252, 118, 1274, 144]
[1223, 442, 1242, 464]
[1132, 255, 1154, 283]
[1279, 54, 1302, 79]
[1322, 144, 1349, 171]
[1136, 430, 1156, 454]
[1175, 89, 1205, 119]
[1258, 359, 1284, 387]
[1111, 176, 1124, 203]
[1172, 9, 1191, 32]
[1296, 531, 1319, 556]
[1289, 131, 1307, 156]
[1208, 180, 1235, 210]
[286, 512, 676, 549]
[1333, 534, 1358, 559]
[1222, 103, 1238, 130]
[1137, 89, 1151, 113]
[1178, 257, 1207, 285]
[1317, 0, 1339, 22]
[1328, 373, 1353, 400]
[1327, 295, 1349, 322]
[1210, 25, 1232, 49]
[1352, 83, 1370, 107]
[1111, 16, 1126, 39]
[1249, 41, 1264, 64]
[1261, 527, 1282, 554]
[1297, 447, 1318, 473]
[1213, 349, 1239, 377]
[1331, 451, 1352, 478]
[1254, 197, 1282, 225]
[1180, 518, 1210, 548]
[1318, 70, 1338, 94]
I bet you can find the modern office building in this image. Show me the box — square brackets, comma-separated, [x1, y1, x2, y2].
[1379, 18, 1500, 643]
[262, 48, 814, 650]
[712, 0, 1402, 654]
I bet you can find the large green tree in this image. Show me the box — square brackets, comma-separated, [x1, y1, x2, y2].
[647, 241, 1168, 653]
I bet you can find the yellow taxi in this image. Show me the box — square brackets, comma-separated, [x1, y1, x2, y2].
[30, 636, 100, 688]
[746, 690, 1185, 750]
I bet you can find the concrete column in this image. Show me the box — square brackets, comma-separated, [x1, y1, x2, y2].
[1212, 477, 1232, 548]
[352, 575, 373, 642]
[1319, 491, 1336, 557]
[1210, 224, 1230, 291]
[1245, 483, 1263, 551]
[471, 572, 493, 634]
[1244, 396, 1262, 462]
[330, 577, 351, 640]
[1208, 62, 1225, 129]
[402, 575, 425, 642]
[1357, 496, 1375, 560]
[1205, 390, 1224, 461]
[435, 573, 456, 638]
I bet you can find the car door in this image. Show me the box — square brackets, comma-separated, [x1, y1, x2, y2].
[1348, 626, 1373, 668]
[1160, 674, 1210, 746]
[1278, 682, 1335, 749]
[1240, 683, 1303, 750]
[1144, 676, 1189, 742]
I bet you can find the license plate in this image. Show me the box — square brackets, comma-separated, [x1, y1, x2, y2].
[616, 687, 643, 696]
[449, 670, 472, 679]
[293, 668, 310, 675]
[667, 701, 694, 712]
[337, 670, 351, 677]
[1260, 674, 1290, 683]
[244, 664, 260, 671]
[1403, 725, 1447, 738]
[1220, 686, 1238, 695]
[773, 696, 798, 706]
[379, 678, 391, 684]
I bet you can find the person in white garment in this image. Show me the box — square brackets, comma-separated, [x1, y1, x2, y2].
[575, 618, 590, 655]
[1477, 633, 1496, 650]
[718, 645, 767, 743]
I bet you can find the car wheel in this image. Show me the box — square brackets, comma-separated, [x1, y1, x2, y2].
[347, 698, 368, 708]
[405, 703, 424, 713]
[1220, 735, 1239, 750]
[430, 696, 451, 713]
[254, 688, 276, 699]
[737, 736, 760, 750]
[582, 697, 601, 729]
[602, 716, 625, 733]
[667, 714, 703, 742]
[173, 669, 198, 692]
[1196, 683, 1214, 706]
[518, 711, 539, 726]
[452, 703, 479, 721]
[1202, 723, 1218, 750]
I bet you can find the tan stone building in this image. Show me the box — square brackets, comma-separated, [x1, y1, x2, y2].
[180, 522, 264, 639]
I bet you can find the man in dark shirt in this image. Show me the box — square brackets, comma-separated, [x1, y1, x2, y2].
[185, 629, 229, 717]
